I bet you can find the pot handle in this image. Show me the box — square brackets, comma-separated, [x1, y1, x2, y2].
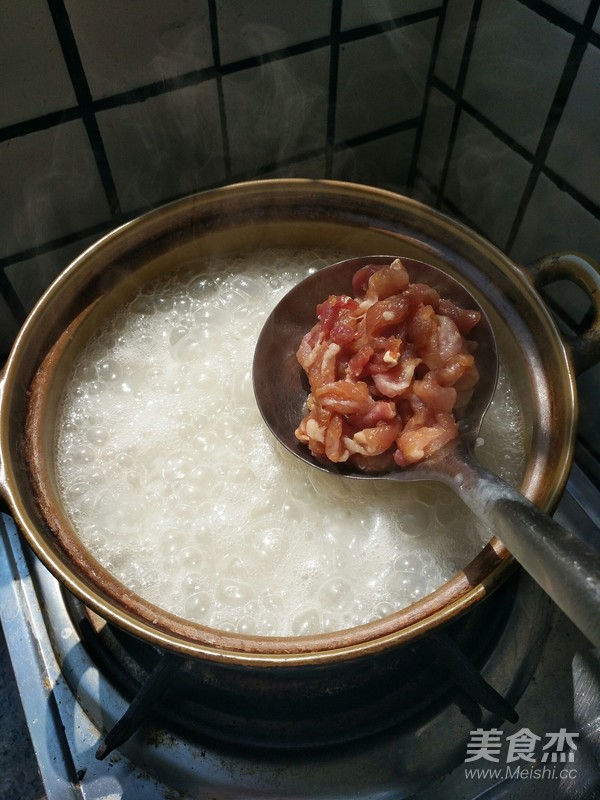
[526, 252, 600, 375]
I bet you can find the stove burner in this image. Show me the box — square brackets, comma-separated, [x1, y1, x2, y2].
[67, 576, 523, 757]
[12, 507, 600, 800]
[95, 651, 182, 760]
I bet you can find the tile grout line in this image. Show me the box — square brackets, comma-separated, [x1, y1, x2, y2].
[435, 0, 484, 208]
[407, 2, 448, 193]
[325, 0, 342, 177]
[46, 0, 122, 219]
[207, 0, 232, 182]
[0, 12, 441, 145]
[505, 0, 600, 252]
[432, 75, 600, 222]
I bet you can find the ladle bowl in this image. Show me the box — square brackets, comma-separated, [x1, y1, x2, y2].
[253, 255, 600, 648]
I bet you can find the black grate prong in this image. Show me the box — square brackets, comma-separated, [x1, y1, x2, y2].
[96, 651, 182, 760]
[426, 629, 519, 723]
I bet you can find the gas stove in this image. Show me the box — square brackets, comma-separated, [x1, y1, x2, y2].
[1, 461, 599, 799]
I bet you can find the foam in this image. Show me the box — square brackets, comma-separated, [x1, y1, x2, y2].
[55, 249, 526, 636]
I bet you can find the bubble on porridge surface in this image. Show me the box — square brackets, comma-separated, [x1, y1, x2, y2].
[55, 248, 527, 636]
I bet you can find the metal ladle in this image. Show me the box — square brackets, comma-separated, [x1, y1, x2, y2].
[253, 256, 600, 648]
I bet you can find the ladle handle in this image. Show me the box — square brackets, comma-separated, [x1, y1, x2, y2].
[448, 450, 600, 649]
[528, 252, 600, 374]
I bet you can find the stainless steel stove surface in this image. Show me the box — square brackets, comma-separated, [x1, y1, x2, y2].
[1, 462, 599, 800]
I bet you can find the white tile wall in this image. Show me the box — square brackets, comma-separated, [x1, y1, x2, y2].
[511, 173, 600, 264]
[217, 0, 331, 64]
[410, 175, 440, 208]
[0, 121, 110, 258]
[222, 49, 330, 175]
[544, 0, 590, 21]
[332, 128, 417, 190]
[416, 88, 455, 186]
[64, 0, 213, 99]
[434, 0, 475, 91]
[341, 0, 440, 30]
[4, 237, 99, 309]
[261, 154, 327, 180]
[97, 81, 225, 212]
[463, 0, 574, 152]
[546, 43, 600, 209]
[335, 20, 436, 141]
[0, 0, 76, 127]
[0, 296, 20, 346]
[443, 111, 532, 245]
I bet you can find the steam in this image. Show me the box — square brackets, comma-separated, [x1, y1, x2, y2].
[96, 80, 225, 213]
[222, 47, 329, 177]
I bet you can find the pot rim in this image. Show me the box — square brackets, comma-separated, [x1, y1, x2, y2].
[0, 178, 578, 665]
